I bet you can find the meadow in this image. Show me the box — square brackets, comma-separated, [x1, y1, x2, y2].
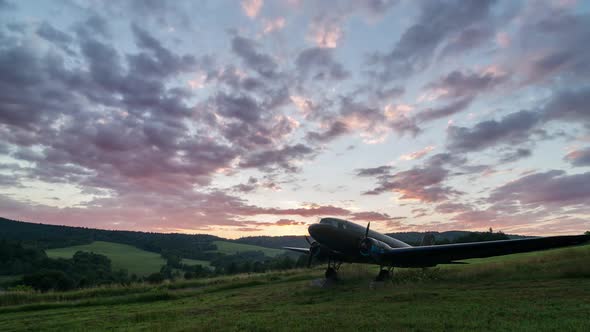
[209, 240, 286, 257]
[45, 240, 282, 277]
[2, 244, 589, 331]
[46, 241, 170, 276]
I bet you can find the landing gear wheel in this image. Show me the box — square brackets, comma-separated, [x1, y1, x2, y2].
[375, 267, 393, 281]
[324, 257, 342, 281]
[325, 267, 338, 280]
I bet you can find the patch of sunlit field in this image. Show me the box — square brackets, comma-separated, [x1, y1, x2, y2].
[209, 240, 286, 257]
[46, 241, 170, 276]
[1, 244, 589, 331]
[45, 241, 211, 275]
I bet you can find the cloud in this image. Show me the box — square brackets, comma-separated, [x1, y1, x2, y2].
[425, 68, 510, 100]
[274, 219, 305, 226]
[361, 153, 468, 202]
[399, 145, 435, 161]
[444, 86, 590, 156]
[262, 17, 286, 34]
[564, 147, 590, 167]
[489, 170, 590, 209]
[349, 211, 398, 222]
[355, 165, 394, 177]
[231, 177, 259, 193]
[0, 0, 16, 11]
[306, 121, 349, 143]
[295, 47, 350, 81]
[542, 87, 590, 124]
[367, 0, 498, 81]
[363, 163, 451, 201]
[416, 97, 473, 123]
[36, 22, 73, 47]
[241, 0, 263, 18]
[231, 35, 278, 78]
[308, 15, 343, 48]
[306, 0, 398, 49]
[515, 7, 590, 84]
[447, 110, 542, 153]
[434, 202, 472, 214]
[238, 144, 315, 172]
[499, 148, 532, 163]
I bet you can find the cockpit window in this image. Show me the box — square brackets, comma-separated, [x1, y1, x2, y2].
[320, 218, 346, 228]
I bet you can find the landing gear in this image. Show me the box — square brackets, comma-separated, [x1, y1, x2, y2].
[324, 257, 342, 281]
[375, 266, 394, 281]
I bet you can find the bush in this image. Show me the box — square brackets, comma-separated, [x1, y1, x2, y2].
[7, 284, 34, 292]
[146, 272, 165, 284]
[22, 270, 76, 292]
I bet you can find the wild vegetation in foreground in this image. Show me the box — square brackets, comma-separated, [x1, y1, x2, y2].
[0, 244, 589, 331]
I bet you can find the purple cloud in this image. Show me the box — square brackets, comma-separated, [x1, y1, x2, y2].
[564, 147, 590, 167]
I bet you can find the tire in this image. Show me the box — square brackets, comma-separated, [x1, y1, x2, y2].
[325, 267, 337, 280]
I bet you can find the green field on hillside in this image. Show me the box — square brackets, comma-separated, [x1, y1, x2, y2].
[46, 241, 168, 276]
[181, 258, 210, 267]
[211, 240, 285, 257]
[3, 244, 589, 331]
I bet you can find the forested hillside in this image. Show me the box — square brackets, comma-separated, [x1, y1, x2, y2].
[0, 217, 219, 261]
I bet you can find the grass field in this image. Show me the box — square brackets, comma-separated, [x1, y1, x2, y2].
[2, 244, 589, 331]
[211, 240, 285, 257]
[46, 241, 167, 276]
[181, 258, 210, 268]
[45, 239, 284, 276]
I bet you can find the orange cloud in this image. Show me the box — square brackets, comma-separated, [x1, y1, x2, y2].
[241, 0, 263, 18]
[263, 17, 286, 34]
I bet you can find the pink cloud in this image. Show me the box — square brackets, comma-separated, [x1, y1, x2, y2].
[241, 0, 263, 18]
[399, 146, 435, 161]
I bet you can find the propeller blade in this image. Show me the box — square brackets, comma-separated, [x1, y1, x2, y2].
[307, 254, 313, 268]
[365, 222, 370, 238]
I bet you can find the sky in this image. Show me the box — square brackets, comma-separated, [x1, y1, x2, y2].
[0, 0, 589, 238]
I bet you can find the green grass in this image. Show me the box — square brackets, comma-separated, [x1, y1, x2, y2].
[181, 258, 210, 268]
[210, 240, 285, 257]
[46, 241, 167, 276]
[3, 244, 588, 331]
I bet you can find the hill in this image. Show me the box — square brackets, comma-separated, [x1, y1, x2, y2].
[0, 244, 588, 331]
[0, 217, 226, 261]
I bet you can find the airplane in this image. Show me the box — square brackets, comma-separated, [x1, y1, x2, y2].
[284, 217, 590, 281]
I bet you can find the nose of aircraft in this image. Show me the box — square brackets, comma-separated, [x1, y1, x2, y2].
[308, 223, 331, 242]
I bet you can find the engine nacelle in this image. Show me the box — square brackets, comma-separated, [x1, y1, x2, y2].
[309, 242, 330, 259]
[359, 237, 393, 258]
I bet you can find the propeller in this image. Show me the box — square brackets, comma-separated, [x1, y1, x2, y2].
[305, 236, 321, 268]
[359, 222, 372, 256]
[305, 236, 314, 267]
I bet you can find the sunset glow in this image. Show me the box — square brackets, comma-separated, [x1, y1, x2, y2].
[0, 0, 589, 238]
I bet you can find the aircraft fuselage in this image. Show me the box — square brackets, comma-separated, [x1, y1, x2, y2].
[308, 217, 411, 263]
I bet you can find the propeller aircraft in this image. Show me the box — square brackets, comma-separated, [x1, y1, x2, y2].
[284, 218, 590, 281]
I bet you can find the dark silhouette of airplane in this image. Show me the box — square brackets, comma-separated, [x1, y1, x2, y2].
[284, 218, 590, 281]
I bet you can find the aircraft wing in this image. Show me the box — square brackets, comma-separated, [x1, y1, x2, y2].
[283, 247, 310, 254]
[375, 234, 590, 267]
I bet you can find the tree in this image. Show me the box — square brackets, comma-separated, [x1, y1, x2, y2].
[22, 270, 75, 292]
[146, 272, 164, 284]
